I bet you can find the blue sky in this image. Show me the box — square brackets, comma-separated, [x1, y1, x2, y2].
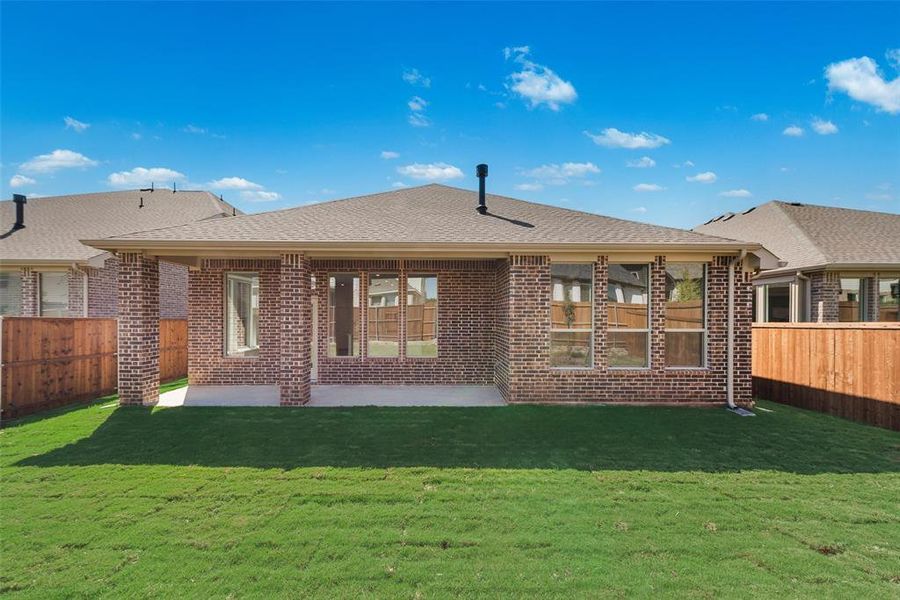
[2, 1, 898, 228]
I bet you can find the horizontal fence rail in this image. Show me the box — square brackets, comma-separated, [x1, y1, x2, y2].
[752, 323, 899, 431]
[1, 317, 187, 420]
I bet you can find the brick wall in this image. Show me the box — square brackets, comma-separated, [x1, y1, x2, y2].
[87, 258, 118, 317]
[117, 252, 159, 405]
[67, 268, 86, 317]
[503, 254, 753, 405]
[280, 253, 311, 404]
[311, 259, 497, 385]
[809, 271, 839, 322]
[159, 260, 189, 318]
[21, 268, 37, 316]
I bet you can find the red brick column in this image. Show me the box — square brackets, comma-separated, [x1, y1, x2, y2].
[118, 252, 159, 405]
[279, 253, 311, 405]
[594, 257, 608, 370]
[810, 272, 840, 322]
[506, 255, 550, 402]
[650, 256, 667, 372]
[21, 268, 38, 316]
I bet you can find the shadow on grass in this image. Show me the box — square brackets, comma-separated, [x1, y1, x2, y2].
[15, 400, 900, 474]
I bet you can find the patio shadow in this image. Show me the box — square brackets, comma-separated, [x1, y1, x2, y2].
[15, 403, 900, 474]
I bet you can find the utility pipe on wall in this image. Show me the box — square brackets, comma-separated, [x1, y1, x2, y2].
[726, 250, 747, 409]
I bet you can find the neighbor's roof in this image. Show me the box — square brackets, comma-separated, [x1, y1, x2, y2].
[86, 184, 753, 254]
[694, 200, 900, 274]
[1, 190, 239, 264]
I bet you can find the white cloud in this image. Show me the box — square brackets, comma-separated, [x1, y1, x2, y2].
[131, 132, 142, 140]
[825, 52, 900, 114]
[391, 181, 408, 188]
[682, 160, 695, 168]
[408, 113, 431, 127]
[686, 171, 717, 184]
[750, 113, 769, 122]
[380, 150, 400, 160]
[9, 174, 36, 188]
[811, 118, 839, 135]
[522, 162, 600, 185]
[504, 46, 577, 111]
[633, 183, 665, 192]
[64, 116, 90, 132]
[719, 189, 753, 198]
[626, 156, 656, 168]
[402, 68, 431, 88]
[515, 183, 544, 192]
[20, 149, 98, 173]
[208, 177, 262, 190]
[397, 162, 464, 181]
[107, 167, 186, 187]
[782, 125, 805, 137]
[584, 128, 671, 149]
[631, 206, 648, 213]
[240, 190, 282, 202]
[408, 96, 428, 112]
[181, 124, 208, 134]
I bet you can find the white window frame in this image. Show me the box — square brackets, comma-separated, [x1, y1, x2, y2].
[665, 263, 708, 370]
[550, 262, 594, 370]
[223, 272, 260, 358]
[607, 263, 651, 370]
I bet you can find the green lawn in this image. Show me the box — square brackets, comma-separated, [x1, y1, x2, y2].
[1, 391, 898, 598]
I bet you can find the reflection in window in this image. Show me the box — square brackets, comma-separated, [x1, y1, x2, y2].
[0, 272, 23, 316]
[40, 272, 68, 317]
[839, 277, 865, 322]
[550, 264, 593, 368]
[878, 277, 899, 322]
[329, 274, 360, 357]
[368, 273, 399, 357]
[666, 263, 706, 367]
[608, 264, 649, 368]
[407, 275, 437, 357]
[225, 273, 259, 356]
[764, 284, 790, 323]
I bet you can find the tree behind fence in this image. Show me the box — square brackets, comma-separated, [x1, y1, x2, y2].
[0, 317, 187, 420]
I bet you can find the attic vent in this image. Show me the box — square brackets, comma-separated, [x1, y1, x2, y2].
[742, 206, 756, 215]
[703, 218, 714, 225]
[722, 213, 735, 222]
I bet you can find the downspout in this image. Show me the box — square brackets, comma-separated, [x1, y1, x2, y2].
[726, 250, 747, 409]
[796, 271, 810, 322]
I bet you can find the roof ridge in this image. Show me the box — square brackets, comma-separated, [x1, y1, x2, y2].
[772, 199, 900, 218]
[769, 201, 831, 265]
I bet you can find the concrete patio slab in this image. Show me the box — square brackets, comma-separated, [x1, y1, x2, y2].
[157, 385, 281, 407]
[308, 385, 505, 407]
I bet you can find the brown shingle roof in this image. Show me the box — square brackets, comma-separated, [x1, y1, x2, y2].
[694, 201, 900, 273]
[1, 190, 239, 263]
[89, 184, 749, 250]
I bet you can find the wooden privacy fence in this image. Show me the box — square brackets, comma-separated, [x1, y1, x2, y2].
[367, 304, 436, 341]
[1, 317, 187, 420]
[752, 323, 899, 431]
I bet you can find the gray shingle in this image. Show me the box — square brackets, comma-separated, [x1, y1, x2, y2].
[92, 184, 747, 248]
[1, 190, 239, 262]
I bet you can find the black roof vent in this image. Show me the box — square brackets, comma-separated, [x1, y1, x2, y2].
[742, 206, 756, 215]
[476, 163, 488, 214]
[12, 194, 26, 230]
[789, 202, 803, 206]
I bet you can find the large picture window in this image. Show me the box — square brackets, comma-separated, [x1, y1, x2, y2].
[225, 272, 259, 357]
[406, 275, 437, 357]
[878, 277, 899, 322]
[551, 263, 593, 368]
[839, 277, 867, 322]
[607, 264, 649, 368]
[328, 274, 360, 357]
[0, 272, 22, 316]
[666, 263, 706, 367]
[39, 272, 68, 317]
[368, 273, 399, 357]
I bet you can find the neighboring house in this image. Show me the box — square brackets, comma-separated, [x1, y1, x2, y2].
[0, 189, 239, 318]
[695, 201, 900, 323]
[84, 177, 769, 407]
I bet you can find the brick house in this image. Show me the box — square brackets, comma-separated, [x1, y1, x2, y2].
[0, 189, 239, 318]
[695, 201, 900, 323]
[84, 176, 770, 407]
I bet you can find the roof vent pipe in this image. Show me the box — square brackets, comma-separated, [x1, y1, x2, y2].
[12, 194, 26, 230]
[476, 163, 488, 214]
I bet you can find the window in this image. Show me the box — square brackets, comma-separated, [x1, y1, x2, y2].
[877, 277, 899, 322]
[407, 275, 437, 357]
[839, 277, 866, 322]
[0, 272, 22, 316]
[328, 274, 359, 357]
[39, 272, 68, 316]
[225, 273, 259, 357]
[368, 273, 399, 357]
[550, 264, 593, 368]
[666, 263, 706, 367]
[764, 284, 790, 322]
[607, 264, 649, 368]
